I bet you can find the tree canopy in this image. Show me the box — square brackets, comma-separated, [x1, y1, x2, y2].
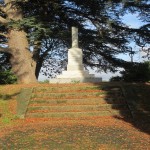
[0, 0, 149, 83]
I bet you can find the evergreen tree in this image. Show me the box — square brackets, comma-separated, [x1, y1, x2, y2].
[0, 0, 149, 82]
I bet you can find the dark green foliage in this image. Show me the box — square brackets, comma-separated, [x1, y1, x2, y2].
[0, 69, 17, 85]
[110, 61, 150, 82]
[0, 0, 149, 79]
[110, 76, 123, 82]
[0, 53, 17, 84]
[0, 53, 11, 70]
[15, 0, 135, 75]
[122, 61, 150, 82]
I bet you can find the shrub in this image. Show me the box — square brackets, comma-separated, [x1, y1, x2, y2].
[110, 61, 150, 82]
[110, 76, 122, 82]
[0, 70, 17, 84]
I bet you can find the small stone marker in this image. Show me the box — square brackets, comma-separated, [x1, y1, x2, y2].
[49, 27, 102, 83]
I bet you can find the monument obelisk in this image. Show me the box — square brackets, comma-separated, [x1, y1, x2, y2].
[49, 27, 102, 83]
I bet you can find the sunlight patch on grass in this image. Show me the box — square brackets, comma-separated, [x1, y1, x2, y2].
[0, 99, 17, 126]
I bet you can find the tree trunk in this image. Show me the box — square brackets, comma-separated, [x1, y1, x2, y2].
[35, 60, 43, 79]
[4, 0, 37, 83]
[33, 41, 42, 79]
[8, 30, 37, 83]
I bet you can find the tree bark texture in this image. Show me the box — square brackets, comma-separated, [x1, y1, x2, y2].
[35, 61, 43, 79]
[8, 30, 37, 83]
[4, 0, 37, 83]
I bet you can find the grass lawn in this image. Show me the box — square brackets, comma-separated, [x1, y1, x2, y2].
[0, 83, 150, 150]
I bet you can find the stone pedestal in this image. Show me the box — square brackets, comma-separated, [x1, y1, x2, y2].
[49, 27, 102, 83]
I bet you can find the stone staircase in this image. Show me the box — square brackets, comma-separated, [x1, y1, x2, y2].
[19, 84, 132, 119]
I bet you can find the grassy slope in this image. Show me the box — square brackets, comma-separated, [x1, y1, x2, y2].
[0, 82, 150, 126]
[0, 82, 150, 150]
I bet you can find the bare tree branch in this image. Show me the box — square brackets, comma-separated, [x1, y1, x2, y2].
[0, 46, 11, 53]
[0, 16, 8, 24]
[0, 32, 8, 37]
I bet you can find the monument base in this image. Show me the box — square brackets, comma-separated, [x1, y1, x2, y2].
[49, 77, 102, 83]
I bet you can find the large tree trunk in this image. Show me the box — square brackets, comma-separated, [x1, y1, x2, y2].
[4, 0, 37, 83]
[8, 30, 37, 83]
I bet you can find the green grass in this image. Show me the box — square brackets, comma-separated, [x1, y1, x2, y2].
[56, 100, 67, 104]
[31, 92, 109, 99]
[0, 124, 149, 150]
[33, 85, 105, 92]
[0, 99, 17, 126]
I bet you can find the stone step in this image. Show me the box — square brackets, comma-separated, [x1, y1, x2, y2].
[29, 98, 125, 105]
[32, 85, 117, 92]
[17, 84, 133, 119]
[33, 87, 121, 92]
[32, 89, 122, 96]
[26, 110, 132, 118]
[33, 89, 106, 94]
[27, 104, 129, 113]
[31, 92, 123, 99]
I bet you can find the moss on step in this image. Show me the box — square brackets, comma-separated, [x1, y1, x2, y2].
[17, 88, 33, 119]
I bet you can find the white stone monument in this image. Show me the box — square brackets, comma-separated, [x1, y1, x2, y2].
[49, 27, 102, 83]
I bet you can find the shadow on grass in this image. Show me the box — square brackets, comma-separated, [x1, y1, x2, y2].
[0, 92, 20, 101]
[99, 82, 150, 135]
